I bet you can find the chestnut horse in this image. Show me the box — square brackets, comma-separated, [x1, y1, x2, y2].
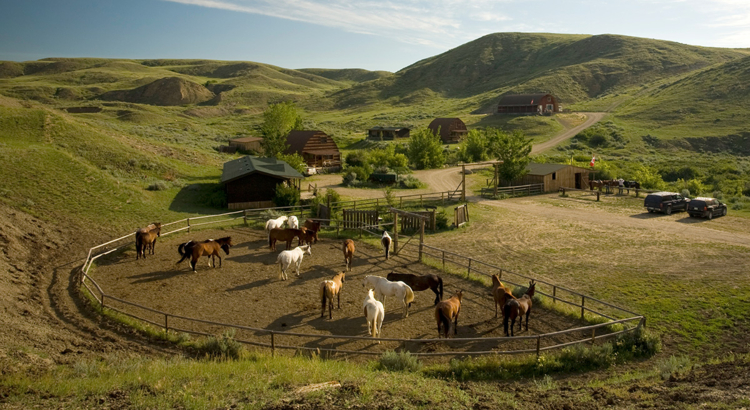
[387, 271, 443, 305]
[303, 219, 320, 243]
[320, 271, 345, 319]
[176, 237, 233, 272]
[435, 290, 463, 338]
[491, 274, 516, 319]
[343, 239, 355, 271]
[135, 222, 161, 260]
[503, 280, 536, 337]
[269, 228, 306, 251]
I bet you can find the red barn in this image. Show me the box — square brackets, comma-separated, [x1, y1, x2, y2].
[497, 93, 560, 114]
[285, 130, 341, 169]
[427, 118, 467, 144]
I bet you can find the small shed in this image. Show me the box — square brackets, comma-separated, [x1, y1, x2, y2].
[285, 130, 341, 169]
[497, 93, 561, 115]
[221, 156, 303, 210]
[229, 136, 263, 152]
[367, 126, 410, 141]
[513, 163, 590, 192]
[427, 118, 468, 144]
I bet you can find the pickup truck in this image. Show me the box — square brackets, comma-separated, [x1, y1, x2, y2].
[644, 192, 689, 215]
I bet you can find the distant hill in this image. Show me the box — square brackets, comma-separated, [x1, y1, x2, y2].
[99, 77, 215, 106]
[297, 68, 393, 84]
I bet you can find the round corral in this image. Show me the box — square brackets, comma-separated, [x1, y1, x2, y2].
[92, 227, 590, 356]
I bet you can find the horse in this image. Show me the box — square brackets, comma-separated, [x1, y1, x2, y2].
[288, 215, 299, 229]
[176, 237, 233, 273]
[435, 290, 463, 338]
[135, 222, 161, 260]
[503, 280, 536, 337]
[269, 228, 306, 251]
[343, 239, 355, 271]
[491, 274, 516, 319]
[303, 219, 320, 243]
[387, 271, 443, 305]
[320, 271, 345, 319]
[589, 180, 603, 190]
[276, 245, 311, 281]
[381, 231, 392, 260]
[265, 216, 288, 237]
[363, 289, 384, 342]
[624, 180, 640, 189]
[298, 228, 317, 246]
[362, 275, 414, 318]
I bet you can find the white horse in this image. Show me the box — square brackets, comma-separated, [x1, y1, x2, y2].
[265, 216, 288, 237]
[381, 231, 392, 259]
[362, 275, 414, 318]
[363, 289, 384, 342]
[288, 215, 299, 229]
[276, 245, 311, 281]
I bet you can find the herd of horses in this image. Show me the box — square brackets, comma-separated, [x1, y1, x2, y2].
[589, 179, 640, 190]
[132, 216, 539, 341]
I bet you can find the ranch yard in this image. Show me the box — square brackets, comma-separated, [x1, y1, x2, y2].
[92, 227, 589, 357]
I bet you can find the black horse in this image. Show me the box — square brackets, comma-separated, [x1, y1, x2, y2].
[387, 271, 443, 305]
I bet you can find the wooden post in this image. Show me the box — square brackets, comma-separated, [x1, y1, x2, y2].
[461, 164, 466, 202]
[635, 188, 640, 198]
[552, 286, 557, 303]
[596, 191, 600, 201]
[465, 203, 470, 223]
[393, 212, 399, 256]
[165, 314, 169, 333]
[498, 269, 503, 279]
[494, 163, 498, 196]
[467, 258, 472, 277]
[336, 220, 340, 238]
[271, 332, 276, 357]
[100, 294, 105, 309]
[359, 222, 363, 239]
[418, 217, 424, 262]
[243, 210, 248, 225]
[536, 335, 541, 357]
[581, 296, 586, 320]
[187, 218, 191, 233]
[441, 192, 445, 205]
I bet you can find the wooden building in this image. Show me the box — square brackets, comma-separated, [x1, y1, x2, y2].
[285, 130, 341, 169]
[513, 163, 590, 192]
[229, 136, 263, 152]
[367, 126, 410, 141]
[497, 93, 561, 115]
[427, 118, 468, 144]
[221, 156, 303, 210]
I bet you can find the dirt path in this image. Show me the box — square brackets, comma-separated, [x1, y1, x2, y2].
[530, 112, 606, 155]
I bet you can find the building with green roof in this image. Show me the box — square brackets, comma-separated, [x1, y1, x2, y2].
[221, 156, 303, 209]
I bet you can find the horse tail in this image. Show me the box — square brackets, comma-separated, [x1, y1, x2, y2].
[404, 285, 414, 307]
[437, 307, 450, 337]
[176, 242, 189, 265]
[438, 276, 443, 301]
[134, 232, 142, 257]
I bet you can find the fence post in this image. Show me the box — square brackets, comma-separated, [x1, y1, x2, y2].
[441, 192, 445, 205]
[596, 191, 600, 201]
[100, 294, 105, 309]
[420, 194, 423, 207]
[243, 210, 248, 225]
[359, 222, 363, 239]
[393, 212, 399, 256]
[581, 296, 586, 320]
[536, 335, 541, 357]
[165, 314, 169, 333]
[552, 286, 557, 303]
[418, 218, 424, 262]
[271, 332, 276, 357]
[336, 220, 340, 238]
[467, 258, 472, 277]
[187, 218, 191, 233]
[498, 269, 503, 279]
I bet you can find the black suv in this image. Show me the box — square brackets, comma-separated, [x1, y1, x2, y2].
[687, 197, 727, 219]
[644, 192, 690, 215]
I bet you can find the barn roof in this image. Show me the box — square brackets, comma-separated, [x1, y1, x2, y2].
[369, 126, 409, 131]
[498, 93, 551, 106]
[285, 130, 329, 154]
[229, 136, 262, 143]
[427, 118, 467, 140]
[221, 156, 303, 184]
[525, 163, 590, 176]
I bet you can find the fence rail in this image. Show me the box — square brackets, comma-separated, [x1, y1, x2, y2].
[480, 183, 544, 198]
[80, 199, 644, 359]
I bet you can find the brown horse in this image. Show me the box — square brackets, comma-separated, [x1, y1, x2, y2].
[269, 228, 306, 251]
[435, 290, 463, 338]
[320, 271, 345, 319]
[589, 180, 603, 190]
[343, 239, 355, 271]
[491, 274, 516, 318]
[135, 222, 161, 260]
[387, 271, 443, 305]
[503, 280, 536, 337]
[299, 228, 317, 246]
[176, 237, 233, 272]
[303, 219, 320, 243]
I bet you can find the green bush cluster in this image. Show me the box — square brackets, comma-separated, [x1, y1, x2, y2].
[273, 184, 300, 207]
[377, 351, 422, 372]
[195, 330, 244, 360]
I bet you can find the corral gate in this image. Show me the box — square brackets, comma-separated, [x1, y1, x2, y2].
[399, 210, 435, 233]
[342, 210, 379, 229]
[455, 204, 469, 227]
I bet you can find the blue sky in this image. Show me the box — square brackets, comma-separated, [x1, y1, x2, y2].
[1, 0, 748, 72]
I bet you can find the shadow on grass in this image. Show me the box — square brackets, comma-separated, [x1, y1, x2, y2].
[169, 183, 227, 214]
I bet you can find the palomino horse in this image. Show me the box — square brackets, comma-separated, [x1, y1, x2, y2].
[363, 289, 384, 342]
[381, 231, 392, 259]
[276, 245, 311, 281]
[320, 271, 345, 319]
[269, 228, 306, 251]
[362, 275, 414, 318]
[343, 239, 355, 271]
[435, 290, 463, 338]
[176, 237, 233, 272]
[503, 280, 536, 336]
[387, 271, 443, 305]
[135, 222, 161, 260]
[491, 274, 516, 319]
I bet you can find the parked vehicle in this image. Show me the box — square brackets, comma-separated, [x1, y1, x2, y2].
[687, 197, 727, 220]
[644, 192, 690, 215]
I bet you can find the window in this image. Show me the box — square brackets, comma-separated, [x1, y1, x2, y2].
[552, 172, 556, 180]
[547, 97, 552, 102]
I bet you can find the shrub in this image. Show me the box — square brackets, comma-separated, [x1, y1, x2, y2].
[732, 202, 744, 211]
[378, 351, 422, 372]
[399, 175, 423, 189]
[383, 187, 396, 208]
[348, 165, 372, 182]
[196, 330, 244, 360]
[259, 209, 285, 220]
[436, 210, 449, 229]
[345, 150, 369, 168]
[273, 184, 300, 207]
[146, 181, 168, 191]
[656, 355, 692, 380]
[713, 191, 724, 200]
[342, 172, 358, 186]
[680, 189, 690, 198]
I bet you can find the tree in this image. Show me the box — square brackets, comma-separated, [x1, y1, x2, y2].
[493, 130, 532, 186]
[369, 145, 408, 170]
[260, 101, 303, 158]
[458, 129, 488, 162]
[276, 152, 306, 175]
[407, 128, 445, 170]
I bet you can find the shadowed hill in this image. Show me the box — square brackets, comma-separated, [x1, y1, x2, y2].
[99, 77, 215, 106]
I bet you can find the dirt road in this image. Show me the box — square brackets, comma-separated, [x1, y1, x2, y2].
[530, 112, 606, 155]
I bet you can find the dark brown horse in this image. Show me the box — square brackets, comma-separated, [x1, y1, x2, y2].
[303, 219, 320, 243]
[503, 280, 536, 337]
[177, 237, 233, 272]
[435, 290, 463, 338]
[491, 274, 515, 319]
[387, 271, 443, 305]
[343, 239, 355, 271]
[269, 228, 306, 251]
[135, 222, 161, 260]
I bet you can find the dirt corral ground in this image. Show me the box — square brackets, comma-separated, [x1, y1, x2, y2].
[90, 227, 601, 358]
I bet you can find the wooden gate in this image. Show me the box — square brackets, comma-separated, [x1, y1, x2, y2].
[342, 210, 379, 229]
[317, 204, 331, 226]
[399, 210, 435, 233]
[454, 204, 469, 227]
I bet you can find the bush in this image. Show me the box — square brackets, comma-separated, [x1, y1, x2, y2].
[383, 187, 396, 207]
[378, 351, 422, 372]
[399, 175, 423, 189]
[348, 165, 372, 182]
[436, 210, 449, 229]
[146, 181, 168, 191]
[680, 189, 691, 198]
[196, 330, 244, 360]
[713, 191, 724, 200]
[342, 172, 358, 186]
[345, 150, 369, 168]
[656, 355, 692, 380]
[259, 209, 285, 220]
[273, 184, 300, 207]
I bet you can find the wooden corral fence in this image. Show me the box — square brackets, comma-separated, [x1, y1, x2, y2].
[79, 203, 644, 359]
[399, 210, 435, 233]
[480, 183, 544, 198]
[455, 204, 469, 227]
[342, 209, 379, 229]
[559, 186, 660, 201]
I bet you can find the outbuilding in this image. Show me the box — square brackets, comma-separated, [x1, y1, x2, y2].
[367, 126, 410, 141]
[513, 163, 590, 192]
[497, 93, 561, 114]
[228, 136, 263, 153]
[285, 130, 341, 170]
[221, 156, 303, 210]
[427, 118, 468, 144]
